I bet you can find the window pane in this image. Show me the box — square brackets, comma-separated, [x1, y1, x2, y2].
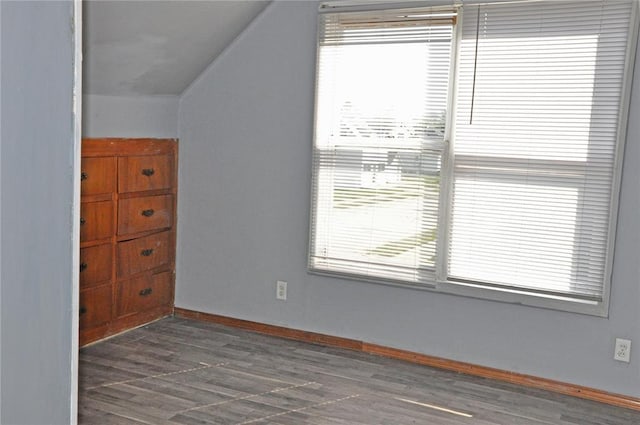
[449, 0, 633, 300]
[310, 8, 454, 283]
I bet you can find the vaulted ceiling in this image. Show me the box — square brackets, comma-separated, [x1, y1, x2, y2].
[83, 0, 270, 96]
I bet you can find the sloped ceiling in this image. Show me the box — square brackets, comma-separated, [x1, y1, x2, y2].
[83, 0, 270, 96]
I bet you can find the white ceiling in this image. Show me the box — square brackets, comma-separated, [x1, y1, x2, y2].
[83, 0, 270, 96]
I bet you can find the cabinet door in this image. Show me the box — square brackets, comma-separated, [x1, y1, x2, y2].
[79, 285, 112, 329]
[116, 271, 173, 317]
[118, 195, 173, 235]
[80, 201, 114, 242]
[118, 155, 173, 193]
[117, 231, 170, 278]
[81, 157, 116, 195]
[80, 243, 112, 288]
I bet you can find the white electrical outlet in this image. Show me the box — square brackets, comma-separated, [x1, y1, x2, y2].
[614, 338, 631, 363]
[276, 280, 287, 300]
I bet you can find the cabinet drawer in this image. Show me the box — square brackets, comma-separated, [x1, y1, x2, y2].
[80, 244, 112, 288]
[81, 157, 116, 195]
[116, 271, 173, 317]
[118, 155, 173, 193]
[118, 195, 173, 235]
[79, 285, 112, 329]
[117, 231, 170, 278]
[80, 201, 114, 242]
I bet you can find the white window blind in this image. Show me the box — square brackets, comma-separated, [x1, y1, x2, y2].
[449, 0, 634, 301]
[310, 0, 636, 312]
[309, 7, 456, 283]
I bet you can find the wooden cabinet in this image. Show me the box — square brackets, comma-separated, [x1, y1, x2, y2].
[118, 195, 173, 235]
[80, 201, 114, 242]
[80, 244, 112, 288]
[118, 155, 173, 193]
[79, 286, 112, 329]
[116, 272, 173, 317]
[80, 139, 177, 346]
[81, 157, 117, 195]
[116, 231, 170, 278]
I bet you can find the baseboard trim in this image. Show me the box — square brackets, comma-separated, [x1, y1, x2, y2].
[174, 307, 640, 411]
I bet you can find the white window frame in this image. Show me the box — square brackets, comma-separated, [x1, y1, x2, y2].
[309, 0, 640, 316]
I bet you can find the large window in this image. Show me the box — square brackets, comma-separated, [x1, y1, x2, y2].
[309, 0, 637, 315]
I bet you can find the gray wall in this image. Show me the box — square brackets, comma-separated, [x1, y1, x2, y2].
[177, 1, 640, 397]
[1, 1, 78, 423]
[83, 94, 178, 138]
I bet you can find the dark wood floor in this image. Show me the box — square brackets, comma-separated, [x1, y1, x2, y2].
[79, 317, 640, 424]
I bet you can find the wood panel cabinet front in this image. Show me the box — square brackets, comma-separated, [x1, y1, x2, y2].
[118, 155, 173, 193]
[80, 200, 114, 242]
[118, 195, 173, 235]
[80, 243, 112, 288]
[116, 271, 173, 317]
[116, 231, 170, 278]
[81, 157, 116, 195]
[80, 138, 177, 346]
[79, 285, 112, 329]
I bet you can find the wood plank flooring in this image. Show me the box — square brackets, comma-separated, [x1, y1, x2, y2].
[79, 317, 640, 424]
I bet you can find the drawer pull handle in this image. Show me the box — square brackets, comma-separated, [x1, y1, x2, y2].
[80, 263, 88, 272]
[139, 287, 153, 297]
[79, 307, 87, 315]
[81, 172, 88, 181]
[142, 168, 155, 177]
[140, 249, 154, 257]
[80, 217, 86, 225]
[141, 209, 155, 217]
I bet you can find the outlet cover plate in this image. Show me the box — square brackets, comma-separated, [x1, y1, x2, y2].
[614, 338, 631, 363]
[276, 280, 287, 300]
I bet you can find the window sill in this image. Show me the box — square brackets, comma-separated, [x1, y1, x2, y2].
[308, 267, 608, 317]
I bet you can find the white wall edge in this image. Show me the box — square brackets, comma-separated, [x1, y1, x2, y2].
[70, 0, 82, 422]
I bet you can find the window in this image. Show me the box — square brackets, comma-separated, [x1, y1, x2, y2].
[309, 0, 637, 315]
